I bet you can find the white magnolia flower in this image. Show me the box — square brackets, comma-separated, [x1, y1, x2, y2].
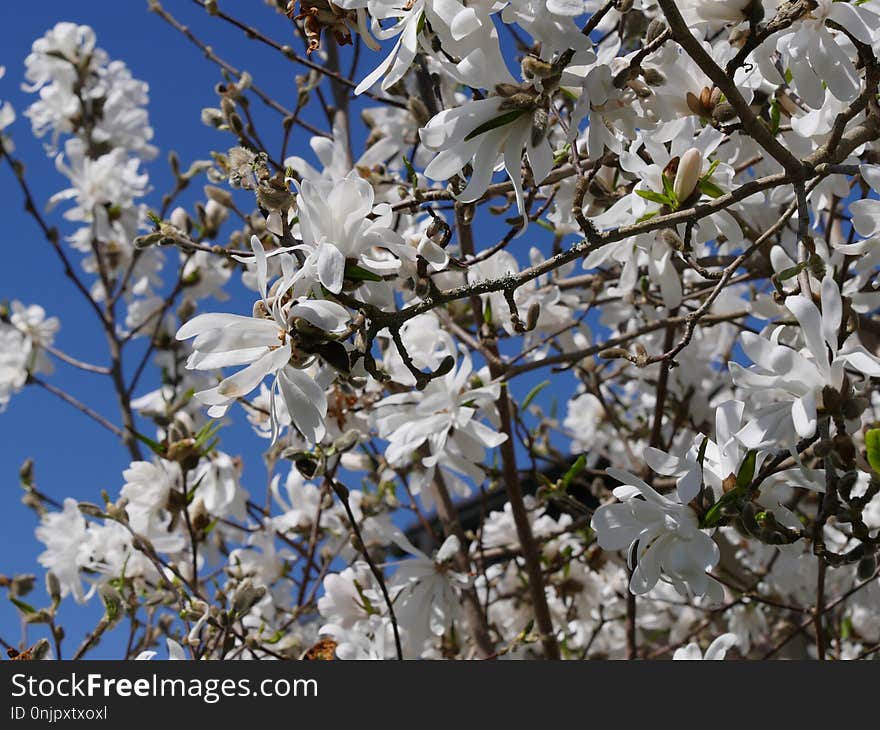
[0, 328, 29, 411]
[775, 0, 879, 109]
[318, 562, 384, 630]
[591, 468, 723, 601]
[420, 95, 554, 220]
[25, 22, 155, 157]
[293, 172, 409, 295]
[0, 301, 59, 411]
[135, 638, 187, 661]
[177, 237, 351, 444]
[120, 460, 186, 553]
[374, 347, 507, 474]
[730, 276, 880, 448]
[321, 615, 400, 659]
[35, 498, 92, 603]
[388, 533, 466, 652]
[343, 0, 512, 95]
[191, 452, 247, 521]
[673, 632, 738, 660]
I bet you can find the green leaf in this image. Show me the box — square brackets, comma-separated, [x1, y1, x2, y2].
[561, 454, 587, 491]
[133, 431, 166, 457]
[701, 493, 734, 529]
[661, 173, 677, 205]
[10, 597, 36, 615]
[636, 210, 660, 223]
[416, 10, 427, 34]
[194, 420, 221, 449]
[344, 262, 383, 282]
[769, 100, 781, 135]
[553, 143, 571, 166]
[736, 450, 758, 491]
[776, 262, 806, 281]
[464, 109, 528, 142]
[703, 159, 720, 178]
[521, 380, 550, 410]
[697, 179, 724, 198]
[866, 429, 880, 473]
[696, 434, 709, 468]
[635, 188, 670, 206]
[483, 297, 493, 325]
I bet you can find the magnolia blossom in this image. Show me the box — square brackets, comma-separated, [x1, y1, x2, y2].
[374, 348, 507, 501]
[388, 534, 467, 651]
[775, 0, 880, 109]
[730, 276, 880, 448]
[293, 172, 413, 295]
[673, 632, 738, 660]
[0, 301, 58, 411]
[177, 236, 351, 444]
[420, 95, 554, 220]
[591, 468, 723, 601]
[135, 638, 186, 661]
[343, 0, 512, 95]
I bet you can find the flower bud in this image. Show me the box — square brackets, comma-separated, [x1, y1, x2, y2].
[99, 584, 123, 624]
[46, 572, 61, 605]
[204, 184, 234, 209]
[332, 429, 361, 453]
[232, 579, 266, 616]
[526, 302, 541, 332]
[673, 148, 702, 203]
[170, 206, 189, 232]
[530, 107, 549, 147]
[78, 502, 106, 519]
[646, 18, 667, 45]
[711, 102, 737, 123]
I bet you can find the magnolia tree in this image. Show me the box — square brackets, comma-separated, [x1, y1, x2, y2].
[2, 0, 880, 661]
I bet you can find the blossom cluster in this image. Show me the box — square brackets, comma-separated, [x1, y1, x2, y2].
[3, 0, 880, 661]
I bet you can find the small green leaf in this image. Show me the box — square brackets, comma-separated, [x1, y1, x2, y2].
[661, 173, 677, 205]
[561, 454, 587, 491]
[635, 188, 670, 206]
[133, 431, 166, 457]
[10, 597, 36, 615]
[866, 429, 880, 473]
[636, 210, 660, 223]
[701, 495, 732, 529]
[521, 380, 550, 410]
[776, 262, 805, 281]
[697, 179, 724, 198]
[344, 262, 383, 282]
[736, 450, 758, 491]
[464, 109, 528, 142]
[703, 159, 720, 178]
[553, 143, 571, 166]
[194, 420, 221, 449]
[696, 434, 709, 468]
[770, 100, 781, 135]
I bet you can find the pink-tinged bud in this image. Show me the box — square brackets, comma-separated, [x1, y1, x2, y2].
[673, 147, 703, 203]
